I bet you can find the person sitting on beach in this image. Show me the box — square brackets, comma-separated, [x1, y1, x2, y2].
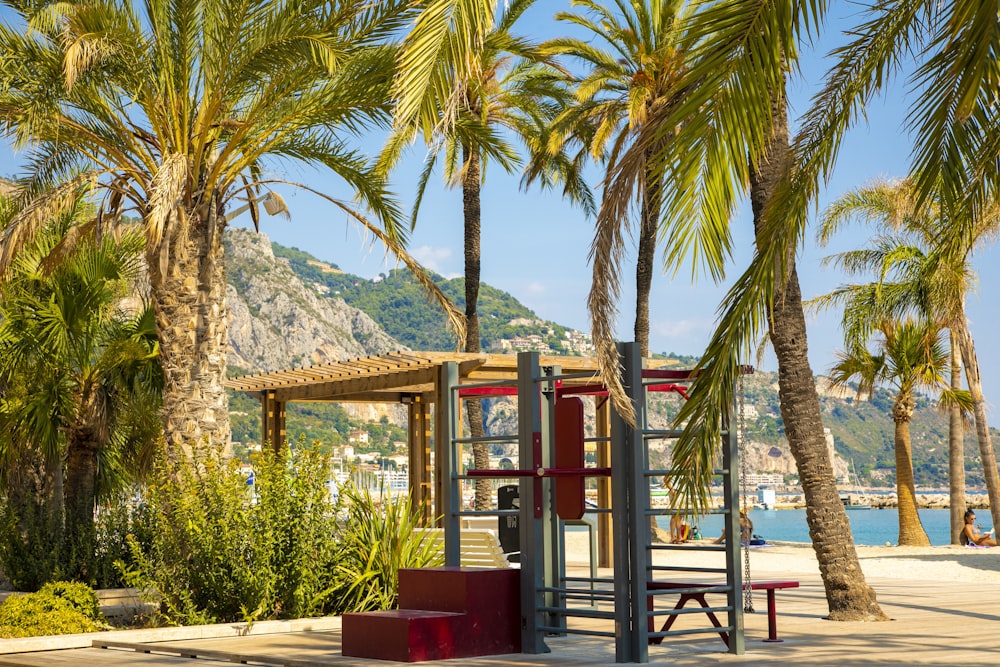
[714, 511, 753, 545]
[665, 477, 689, 543]
[960, 509, 998, 547]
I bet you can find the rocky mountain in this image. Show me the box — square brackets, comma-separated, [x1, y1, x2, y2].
[224, 229, 999, 488]
[225, 229, 400, 374]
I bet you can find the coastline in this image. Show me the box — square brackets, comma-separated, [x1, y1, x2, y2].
[651, 492, 991, 510]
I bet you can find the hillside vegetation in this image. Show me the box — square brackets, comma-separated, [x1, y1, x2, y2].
[225, 235, 999, 488]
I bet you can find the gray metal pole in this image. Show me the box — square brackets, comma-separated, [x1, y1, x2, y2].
[542, 364, 567, 633]
[518, 352, 549, 654]
[721, 390, 745, 655]
[621, 342, 650, 662]
[438, 361, 460, 566]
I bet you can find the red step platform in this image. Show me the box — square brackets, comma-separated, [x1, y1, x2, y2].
[342, 567, 521, 662]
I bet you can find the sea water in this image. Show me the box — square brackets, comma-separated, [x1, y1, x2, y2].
[655, 508, 966, 547]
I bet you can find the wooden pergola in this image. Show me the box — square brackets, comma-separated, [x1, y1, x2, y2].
[225, 351, 610, 527]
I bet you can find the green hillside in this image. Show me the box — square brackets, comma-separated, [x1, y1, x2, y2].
[272, 244, 576, 352]
[259, 240, 999, 489]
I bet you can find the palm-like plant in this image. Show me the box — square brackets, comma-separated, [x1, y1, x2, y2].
[0, 217, 162, 583]
[545, 0, 693, 359]
[817, 178, 1000, 542]
[677, 0, 1000, 564]
[828, 318, 967, 546]
[383, 0, 584, 508]
[545, 0, 706, 544]
[0, 0, 461, 455]
[610, 1, 887, 619]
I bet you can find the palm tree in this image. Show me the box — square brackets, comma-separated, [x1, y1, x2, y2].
[0, 221, 162, 582]
[382, 0, 584, 508]
[827, 318, 965, 546]
[545, 0, 691, 358]
[606, 3, 888, 619]
[817, 178, 1000, 542]
[0, 0, 461, 456]
[542, 0, 694, 543]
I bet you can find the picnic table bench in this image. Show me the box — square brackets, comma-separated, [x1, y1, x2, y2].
[647, 580, 799, 646]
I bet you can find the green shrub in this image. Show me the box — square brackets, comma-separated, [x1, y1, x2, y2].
[120, 445, 342, 625]
[0, 581, 107, 638]
[93, 492, 153, 589]
[0, 460, 64, 592]
[119, 445, 445, 625]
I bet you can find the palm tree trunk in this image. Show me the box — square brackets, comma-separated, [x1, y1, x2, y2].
[638, 148, 671, 543]
[635, 151, 661, 357]
[892, 395, 930, 545]
[462, 145, 490, 510]
[948, 335, 965, 544]
[63, 431, 100, 583]
[147, 200, 232, 458]
[953, 320, 1000, 534]
[752, 89, 886, 620]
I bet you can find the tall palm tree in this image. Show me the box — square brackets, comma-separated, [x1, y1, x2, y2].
[0, 0, 461, 456]
[545, 0, 691, 357]
[0, 222, 162, 582]
[383, 0, 585, 508]
[817, 179, 1000, 541]
[827, 318, 967, 546]
[543, 0, 694, 543]
[604, 2, 888, 619]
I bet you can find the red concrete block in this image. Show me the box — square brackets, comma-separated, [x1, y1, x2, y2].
[399, 567, 521, 654]
[341, 609, 464, 662]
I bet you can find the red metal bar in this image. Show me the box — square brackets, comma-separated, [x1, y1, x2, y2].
[458, 386, 518, 397]
[555, 383, 608, 397]
[763, 589, 782, 642]
[465, 467, 611, 478]
[646, 383, 690, 399]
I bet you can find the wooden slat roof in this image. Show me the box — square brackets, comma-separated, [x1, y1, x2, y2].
[225, 351, 605, 403]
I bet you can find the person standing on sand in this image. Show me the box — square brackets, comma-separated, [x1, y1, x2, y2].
[960, 509, 998, 547]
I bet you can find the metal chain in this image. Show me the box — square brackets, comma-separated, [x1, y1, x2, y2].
[737, 371, 754, 613]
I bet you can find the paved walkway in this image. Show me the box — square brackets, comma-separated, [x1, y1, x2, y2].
[2, 553, 998, 665]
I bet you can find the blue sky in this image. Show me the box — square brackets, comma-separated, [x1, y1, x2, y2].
[1, 1, 997, 419]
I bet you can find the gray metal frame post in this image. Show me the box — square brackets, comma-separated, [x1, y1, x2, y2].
[543, 364, 567, 633]
[609, 372, 632, 662]
[621, 342, 650, 662]
[437, 361, 461, 566]
[721, 396, 745, 654]
[518, 352, 549, 654]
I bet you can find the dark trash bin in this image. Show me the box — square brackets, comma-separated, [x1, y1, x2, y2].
[497, 484, 520, 563]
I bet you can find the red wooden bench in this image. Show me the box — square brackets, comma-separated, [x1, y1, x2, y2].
[647, 580, 799, 646]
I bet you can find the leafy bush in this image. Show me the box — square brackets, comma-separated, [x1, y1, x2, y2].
[93, 492, 154, 590]
[0, 581, 107, 638]
[0, 460, 64, 592]
[120, 446, 341, 625]
[120, 445, 444, 625]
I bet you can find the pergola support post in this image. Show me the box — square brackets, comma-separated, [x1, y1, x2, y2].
[261, 390, 286, 452]
[407, 394, 433, 523]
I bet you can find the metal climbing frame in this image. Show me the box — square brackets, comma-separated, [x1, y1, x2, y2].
[617, 343, 745, 661]
[437, 345, 744, 663]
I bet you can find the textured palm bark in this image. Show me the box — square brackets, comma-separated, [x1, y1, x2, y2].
[634, 149, 661, 357]
[462, 146, 491, 510]
[752, 92, 886, 621]
[147, 199, 231, 456]
[637, 149, 671, 543]
[892, 395, 930, 545]
[62, 427, 99, 585]
[953, 322, 1000, 534]
[948, 339, 965, 544]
